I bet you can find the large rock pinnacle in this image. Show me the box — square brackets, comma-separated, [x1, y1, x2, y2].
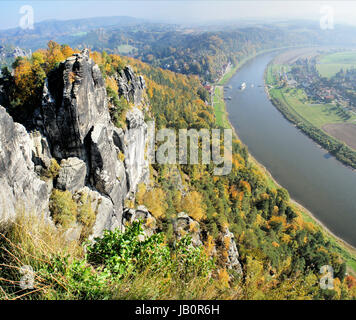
[41, 48, 109, 160]
[38, 49, 149, 235]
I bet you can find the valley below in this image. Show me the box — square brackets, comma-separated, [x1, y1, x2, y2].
[224, 51, 356, 250]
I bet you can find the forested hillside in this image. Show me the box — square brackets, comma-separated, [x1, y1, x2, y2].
[1, 42, 356, 300]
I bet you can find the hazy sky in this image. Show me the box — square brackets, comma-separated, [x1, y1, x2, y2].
[1, 1, 356, 30]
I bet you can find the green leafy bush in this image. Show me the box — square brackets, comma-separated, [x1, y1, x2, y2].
[87, 221, 214, 279]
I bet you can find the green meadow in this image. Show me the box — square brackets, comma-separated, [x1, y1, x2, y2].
[272, 87, 356, 128]
[316, 51, 356, 78]
[212, 86, 230, 128]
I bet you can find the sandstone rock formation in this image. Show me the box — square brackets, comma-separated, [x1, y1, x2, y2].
[220, 227, 243, 275]
[30, 130, 52, 170]
[0, 106, 48, 222]
[57, 157, 87, 192]
[117, 66, 146, 106]
[41, 49, 109, 160]
[37, 49, 149, 234]
[122, 205, 157, 238]
[123, 108, 149, 196]
[173, 212, 203, 247]
[37, 49, 126, 231]
[74, 186, 116, 240]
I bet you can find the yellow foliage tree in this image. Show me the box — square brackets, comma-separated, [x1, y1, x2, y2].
[204, 234, 216, 256]
[142, 188, 167, 219]
[13, 58, 32, 100]
[135, 182, 147, 205]
[61, 44, 74, 59]
[239, 180, 251, 194]
[180, 191, 206, 221]
[106, 76, 119, 92]
[217, 268, 230, 288]
[45, 41, 65, 72]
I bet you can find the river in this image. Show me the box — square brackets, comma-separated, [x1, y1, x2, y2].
[225, 51, 356, 247]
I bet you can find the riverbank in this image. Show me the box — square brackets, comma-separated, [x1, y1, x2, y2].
[212, 85, 230, 128]
[212, 49, 356, 275]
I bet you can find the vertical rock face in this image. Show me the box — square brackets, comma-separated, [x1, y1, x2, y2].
[35, 49, 149, 234]
[0, 85, 5, 106]
[0, 106, 48, 221]
[117, 66, 146, 106]
[42, 49, 108, 160]
[39, 49, 126, 230]
[57, 157, 87, 193]
[123, 108, 149, 196]
[75, 186, 116, 240]
[221, 227, 243, 275]
[173, 212, 203, 247]
[30, 130, 52, 170]
[89, 123, 127, 205]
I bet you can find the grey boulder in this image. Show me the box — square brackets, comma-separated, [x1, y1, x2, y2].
[122, 205, 157, 238]
[56, 157, 87, 192]
[173, 212, 203, 247]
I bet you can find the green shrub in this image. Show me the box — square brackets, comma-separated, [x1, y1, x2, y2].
[49, 190, 97, 238]
[87, 221, 170, 277]
[87, 221, 214, 280]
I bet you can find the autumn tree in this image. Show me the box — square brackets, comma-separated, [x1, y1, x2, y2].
[142, 188, 168, 219]
[45, 40, 65, 72]
[181, 191, 206, 221]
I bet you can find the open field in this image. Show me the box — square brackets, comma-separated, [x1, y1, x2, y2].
[116, 44, 137, 54]
[316, 51, 356, 78]
[273, 47, 324, 65]
[269, 86, 356, 149]
[272, 87, 356, 128]
[212, 86, 229, 128]
[323, 123, 356, 150]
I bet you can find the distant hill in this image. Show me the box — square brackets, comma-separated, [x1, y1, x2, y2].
[0, 16, 146, 49]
